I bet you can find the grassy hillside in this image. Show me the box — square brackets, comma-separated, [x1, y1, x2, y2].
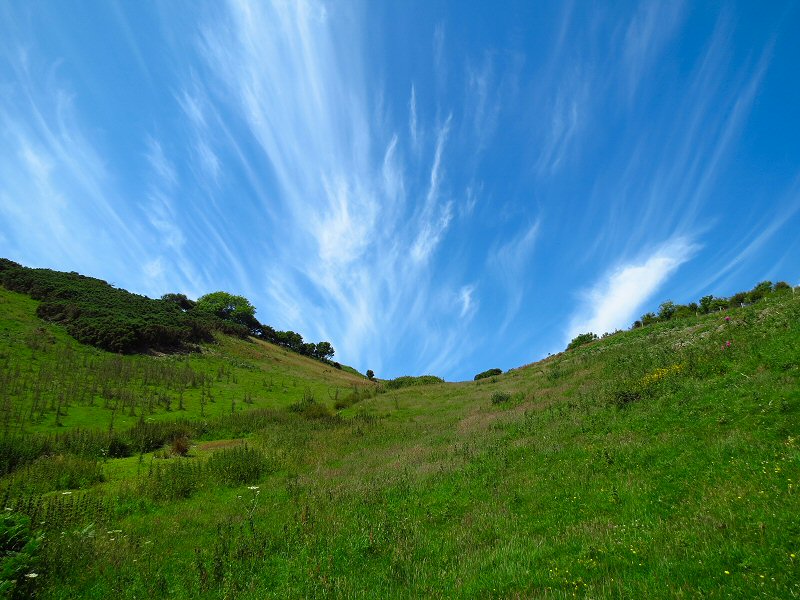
[0, 282, 798, 598]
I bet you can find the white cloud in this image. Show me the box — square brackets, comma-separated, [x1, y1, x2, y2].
[566, 237, 698, 341]
[458, 284, 477, 318]
[409, 85, 418, 149]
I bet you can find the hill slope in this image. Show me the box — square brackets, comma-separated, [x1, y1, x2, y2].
[0, 281, 798, 598]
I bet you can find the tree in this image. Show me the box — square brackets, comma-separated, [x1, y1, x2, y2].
[658, 301, 677, 321]
[474, 368, 502, 381]
[699, 295, 714, 314]
[366, 369, 375, 381]
[641, 312, 658, 326]
[314, 341, 334, 361]
[747, 281, 773, 304]
[774, 281, 791, 292]
[195, 292, 256, 328]
[729, 291, 747, 308]
[161, 293, 195, 311]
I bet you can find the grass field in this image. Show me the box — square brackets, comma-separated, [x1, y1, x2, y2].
[1, 284, 798, 598]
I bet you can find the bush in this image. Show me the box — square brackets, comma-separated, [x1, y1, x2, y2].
[384, 375, 444, 390]
[289, 389, 334, 419]
[474, 368, 502, 381]
[612, 389, 641, 408]
[170, 436, 191, 457]
[567, 332, 598, 351]
[0, 260, 219, 353]
[491, 391, 512, 405]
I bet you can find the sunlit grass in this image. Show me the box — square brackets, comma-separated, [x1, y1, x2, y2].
[1, 286, 798, 598]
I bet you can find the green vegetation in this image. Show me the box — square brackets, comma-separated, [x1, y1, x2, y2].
[195, 291, 258, 329]
[567, 332, 599, 351]
[631, 279, 794, 330]
[0, 259, 335, 362]
[474, 368, 503, 381]
[0, 268, 798, 598]
[383, 375, 446, 390]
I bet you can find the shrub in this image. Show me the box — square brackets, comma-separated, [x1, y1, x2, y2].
[384, 375, 444, 390]
[491, 391, 512, 405]
[612, 389, 641, 408]
[171, 436, 191, 457]
[141, 459, 203, 501]
[567, 332, 598, 351]
[474, 368, 503, 381]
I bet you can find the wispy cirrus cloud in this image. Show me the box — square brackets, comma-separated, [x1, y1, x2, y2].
[0, 45, 145, 279]
[193, 0, 478, 376]
[489, 219, 541, 334]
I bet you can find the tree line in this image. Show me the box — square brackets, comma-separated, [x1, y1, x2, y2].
[0, 259, 334, 362]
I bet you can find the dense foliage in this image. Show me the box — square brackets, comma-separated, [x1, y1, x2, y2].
[474, 368, 503, 381]
[0, 259, 227, 353]
[195, 292, 258, 330]
[0, 259, 334, 362]
[383, 375, 445, 390]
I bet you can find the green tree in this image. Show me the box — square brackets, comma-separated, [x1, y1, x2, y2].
[773, 281, 791, 292]
[641, 312, 658, 326]
[474, 368, 502, 381]
[658, 300, 677, 321]
[366, 369, 375, 381]
[161, 293, 195, 311]
[746, 281, 773, 304]
[314, 342, 334, 361]
[195, 292, 256, 327]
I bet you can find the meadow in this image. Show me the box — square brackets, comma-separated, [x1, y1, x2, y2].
[0, 283, 798, 598]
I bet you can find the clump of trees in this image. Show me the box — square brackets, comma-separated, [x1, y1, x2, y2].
[631, 280, 793, 330]
[474, 368, 502, 381]
[0, 259, 335, 362]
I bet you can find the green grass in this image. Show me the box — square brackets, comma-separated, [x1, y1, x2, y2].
[1, 284, 799, 598]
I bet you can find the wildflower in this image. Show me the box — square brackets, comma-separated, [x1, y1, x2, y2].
[724, 570, 730, 575]
[726, 340, 731, 347]
[61, 491, 72, 495]
[725, 316, 730, 322]
[248, 486, 260, 491]
[25, 573, 38, 579]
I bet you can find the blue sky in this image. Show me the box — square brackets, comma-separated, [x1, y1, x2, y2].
[1, 1, 799, 381]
